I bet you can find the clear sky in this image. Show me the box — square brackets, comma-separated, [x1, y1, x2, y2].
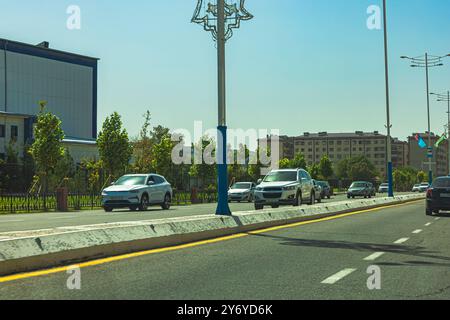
[0, 0, 449, 141]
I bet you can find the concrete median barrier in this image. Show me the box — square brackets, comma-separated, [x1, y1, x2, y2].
[0, 193, 425, 276]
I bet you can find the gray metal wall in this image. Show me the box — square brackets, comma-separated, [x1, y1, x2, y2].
[0, 49, 93, 140]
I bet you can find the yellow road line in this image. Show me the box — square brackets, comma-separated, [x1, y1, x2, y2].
[0, 200, 422, 284]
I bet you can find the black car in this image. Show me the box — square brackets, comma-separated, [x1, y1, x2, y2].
[317, 181, 332, 199]
[426, 176, 450, 215]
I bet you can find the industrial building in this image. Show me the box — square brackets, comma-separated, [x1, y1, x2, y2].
[0, 38, 99, 162]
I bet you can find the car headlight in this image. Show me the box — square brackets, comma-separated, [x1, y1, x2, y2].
[101, 191, 108, 196]
[255, 187, 263, 191]
[283, 186, 296, 191]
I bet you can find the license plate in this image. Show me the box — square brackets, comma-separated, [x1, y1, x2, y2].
[111, 196, 124, 201]
[440, 193, 450, 198]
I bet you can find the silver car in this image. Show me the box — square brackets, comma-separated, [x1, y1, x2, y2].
[228, 182, 256, 202]
[101, 174, 173, 212]
[254, 169, 315, 210]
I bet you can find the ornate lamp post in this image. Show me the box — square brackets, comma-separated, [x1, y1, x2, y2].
[192, 0, 253, 216]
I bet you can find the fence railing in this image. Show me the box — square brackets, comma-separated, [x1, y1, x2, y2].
[0, 191, 218, 214]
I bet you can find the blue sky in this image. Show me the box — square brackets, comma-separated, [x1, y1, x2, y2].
[0, 0, 449, 141]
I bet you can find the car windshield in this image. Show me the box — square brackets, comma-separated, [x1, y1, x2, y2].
[231, 183, 251, 189]
[317, 182, 328, 187]
[432, 178, 450, 188]
[420, 183, 429, 186]
[264, 171, 297, 183]
[350, 182, 366, 188]
[380, 184, 388, 187]
[115, 176, 147, 186]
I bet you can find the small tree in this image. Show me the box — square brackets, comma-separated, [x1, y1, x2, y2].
[132, 111, 154, 173]
[290, 153, 307, 169]
[29, 105, 65, 194]
[152, 135, 174, 180]
[417, 171, 427, 184]
[319, 156, 334, 180]
[97, 112, 132, 180]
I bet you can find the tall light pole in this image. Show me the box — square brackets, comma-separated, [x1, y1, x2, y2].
[401, 53, 449, 184]
[382, 0, 393, 197]
[431, 91, 450, 173]
[192, 0, 253, 215]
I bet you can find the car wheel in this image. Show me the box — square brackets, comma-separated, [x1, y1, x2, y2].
[327, 195, 331, 199]
[129, 206, 138, 211]
[248, 194, 253, 203]
[255, 204, 263, 210]
[161, 193, 171, 210]
[104, 206, 113, 212]
[271, 204, 279, 209]
[139, 194, 149, 211]
[293, 191, 301, 207]
[308, 192, 315, 205]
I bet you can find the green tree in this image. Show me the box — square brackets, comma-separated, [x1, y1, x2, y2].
[29, 105, 65, 194]
[336, 158, 350, 180]
[319, 155, 334, 180]
[189, 137, 216, 188]
[132, 111, 154, 173]
[97, 112, 132, 180]
[290, 153, 307, 169]
[278, 158, 291, 169]
[308, 163, 321, 180]
[152, 135, 175, 180]
[417, 171, 427, 184]
[347, 156, 378, 182]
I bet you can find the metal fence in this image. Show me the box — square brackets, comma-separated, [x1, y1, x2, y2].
[0, 191, 218, 214]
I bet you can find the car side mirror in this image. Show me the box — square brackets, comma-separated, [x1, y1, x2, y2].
[257, 179, 262, 185]
[110, 182, 115, 186]
[148, 181, 155, 186]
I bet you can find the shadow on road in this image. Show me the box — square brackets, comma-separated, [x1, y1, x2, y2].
[249, 233, 450, 266]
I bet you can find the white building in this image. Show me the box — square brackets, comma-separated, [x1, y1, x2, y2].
[0, 38, 99, 162]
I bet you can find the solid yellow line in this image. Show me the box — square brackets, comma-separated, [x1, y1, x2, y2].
[0, 200, 422, 284]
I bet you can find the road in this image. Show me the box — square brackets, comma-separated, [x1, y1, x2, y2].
[1, 198, 449, 300]
[0, 193, 400, 233]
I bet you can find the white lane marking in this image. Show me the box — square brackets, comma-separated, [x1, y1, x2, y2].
[48, 216, 78, 220]
[0, 219, 24, 223]
[425, 223, 432, 227]
[394, 238, 409, 244]
[321, 268, 357, 284]
[435, 217, 441, 221]
[412, 229, 423, 234]
[364, 252, 385, 261]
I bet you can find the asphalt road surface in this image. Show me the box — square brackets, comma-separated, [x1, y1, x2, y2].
[0, 193, 407, 233]
[1, 198, 449, 300]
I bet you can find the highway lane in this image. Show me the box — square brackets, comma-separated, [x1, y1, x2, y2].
[2, 199, 449, 300]
[0, 193, 400, 233]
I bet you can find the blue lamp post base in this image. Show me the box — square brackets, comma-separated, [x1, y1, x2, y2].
[216, 125, 231, 216]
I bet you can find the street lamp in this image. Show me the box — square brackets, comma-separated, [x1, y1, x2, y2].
[382, 0, 394, 197]
[401, 53, 449, 184]
[430, 91, 450, 173]
[192, 0, 253, 216]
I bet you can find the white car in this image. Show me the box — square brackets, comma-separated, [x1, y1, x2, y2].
[418, 182, 430, 193]
[228, 182, 256, 202]
[101, 174, 173, 212]
[412, 184, 421, 192]
[253, 169, 315, 210]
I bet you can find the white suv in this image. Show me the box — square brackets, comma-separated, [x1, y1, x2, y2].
[101, 174, 173, 212]
[253, 169, 315, 210]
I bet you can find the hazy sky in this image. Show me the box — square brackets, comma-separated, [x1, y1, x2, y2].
[0, 0, 449, 141]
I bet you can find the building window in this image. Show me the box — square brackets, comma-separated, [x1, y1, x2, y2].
[11, 125, 18, 141]
[0, 125, 5, 138]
